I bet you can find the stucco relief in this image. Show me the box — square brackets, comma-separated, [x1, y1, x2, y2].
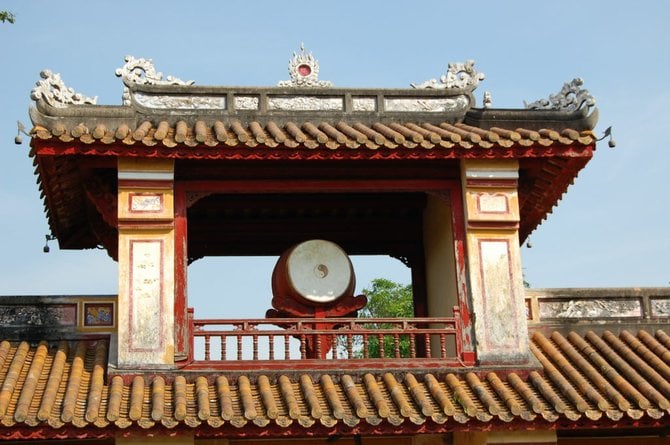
[651, 298, 670, 317]
[268, 96, 343, 111]
[0, 304, 76, 326]
[133, 92, 226, 109]
[234, 96, 259, 110]
[539, 299, 642, 319]
[352, 97, 376, 112]
[384, 96, 469, 112]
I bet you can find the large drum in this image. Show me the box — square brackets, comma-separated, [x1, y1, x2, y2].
[272, 239, 356, 306]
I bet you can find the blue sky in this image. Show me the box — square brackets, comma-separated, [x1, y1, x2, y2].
[0, 1, 668, 317]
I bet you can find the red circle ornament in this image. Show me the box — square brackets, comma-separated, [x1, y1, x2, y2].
[297, 64, 312, 77]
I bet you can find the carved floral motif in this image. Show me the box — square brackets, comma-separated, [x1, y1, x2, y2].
[525, 78, 595, 111]
[30, 70, 97, 108]
[268, 96, 343, 111]
[539, 298, 641, 319]
[411, 60, 485, 90]
[384, 96, 469, 112]
[651, 298, 670, 317]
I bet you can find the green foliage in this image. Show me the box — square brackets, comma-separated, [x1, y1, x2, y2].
[359, 278, 413, 319]
[358, 278, 414, 358]
[0, 11, 16, 24]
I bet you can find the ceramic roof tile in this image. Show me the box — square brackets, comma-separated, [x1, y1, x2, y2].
[3, 329, 670, 435]
[25, 119, 597, 153]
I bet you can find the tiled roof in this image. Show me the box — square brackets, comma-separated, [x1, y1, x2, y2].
[0, 329, 669, 435]
[30, 121, 596, 153]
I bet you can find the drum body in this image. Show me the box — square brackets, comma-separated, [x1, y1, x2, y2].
[272, 240, 356, 306]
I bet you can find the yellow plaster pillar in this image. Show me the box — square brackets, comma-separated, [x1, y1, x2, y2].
[487, 430, 557, 444]
[454, 432, 488, 445]
[116, 158, 176, 369]
[453, 431, 557, 445]
[412, 433, 449, 445]
[461, 160, 530, 364]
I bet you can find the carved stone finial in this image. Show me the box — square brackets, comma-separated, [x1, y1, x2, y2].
[524, 78, 595, 112]
[115, 55, 194, 105]
[277, 44, 333, 88]
[411, 60, 485, 91]
[30, 70, 97, 108]
[483, 91, 492, 108]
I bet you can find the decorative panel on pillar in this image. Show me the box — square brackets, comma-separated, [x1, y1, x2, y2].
[461, 160, 530, 364]
[117, 158, 176, 369]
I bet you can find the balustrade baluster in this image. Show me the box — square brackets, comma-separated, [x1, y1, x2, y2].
[269, 334, 274, 360]
[300, 334, 306, 359]
[284, 334, 290, 360]
[204, 334, 211, 361]
[237, 334, 243, 361]
[363, 334, 369, 359]
[424, 334, 431, 358]
[331, 334, 337, 359]
[221, 335, 226, 360]
[378, 333, 384, 358]
[440, 333, 446, 358]
[409, 333, 416, 358]
[347, 334, 353, 358]
[394, 333, 400, 358]
[253, 334, 259, 361]
[316, 334, 322, 358]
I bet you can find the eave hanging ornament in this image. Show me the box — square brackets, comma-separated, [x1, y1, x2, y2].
[267, 240, 367, 358]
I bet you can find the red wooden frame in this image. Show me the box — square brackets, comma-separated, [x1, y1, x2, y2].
[173, 178, 474, 363]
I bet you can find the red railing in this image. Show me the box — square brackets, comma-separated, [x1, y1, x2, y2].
[185, 307, 472, 369]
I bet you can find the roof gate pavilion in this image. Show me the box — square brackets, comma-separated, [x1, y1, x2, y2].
[2, 47, 668, 444]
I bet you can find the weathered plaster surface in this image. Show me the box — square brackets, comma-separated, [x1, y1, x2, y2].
[461, 160, 530, 364]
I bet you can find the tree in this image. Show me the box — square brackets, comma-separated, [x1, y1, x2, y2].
[357, 278, 414, 358]
[0, 11, 15, 23]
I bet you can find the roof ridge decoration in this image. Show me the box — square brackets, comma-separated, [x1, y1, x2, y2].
[411, 60, 485, 91]
[115, 55, 195, 105]
[277, 43, 333, 88]
[524, 78, 596, 112]
[30, 70, 97, 108]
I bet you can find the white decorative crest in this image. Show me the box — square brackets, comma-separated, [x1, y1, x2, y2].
[411, 60, 485, 90]
[30, 70, 97, 108]
[524, 78, 595, 112]
[115, 55, 194, 105]
[277, 43, 333, 88]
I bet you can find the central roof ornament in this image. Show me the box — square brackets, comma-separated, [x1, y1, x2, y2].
[277, 43, 333, 88]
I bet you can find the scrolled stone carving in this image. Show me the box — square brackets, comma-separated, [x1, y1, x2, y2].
[115, 55, 194, 105]
[277, 43, 333, 88]
[30, 70, 97, 108]
[525, 77, 595, 112]
[411, 60, 485, 90]
[539, 298, 641, 319]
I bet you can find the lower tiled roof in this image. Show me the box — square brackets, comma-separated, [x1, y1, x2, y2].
[0, 329, 668, 434]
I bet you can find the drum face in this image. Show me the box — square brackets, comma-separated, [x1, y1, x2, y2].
[274, 239, 355, 305]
